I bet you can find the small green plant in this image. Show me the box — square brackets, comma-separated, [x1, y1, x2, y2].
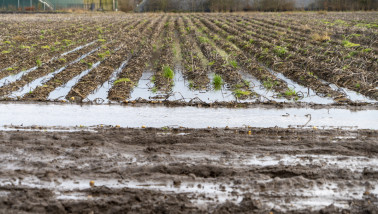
[98, 39, 106, 43]
[3, 41, 11, 44]
[20, 45, 30, 49]
[208, 61, 215, 66]
[163, 66, 174, 80]
[199, 36, 209, 43]
[1, 50, 10, 54]
[151, 87, 157, 93]
[355, 83, 360, 88]
[114, 78, 131, 85]
[36, 59, 42, 67]
[62, 39, 72, 46]
[188, 80, 194, 89]
[263, 78, 279, 90]
[243, 80, 250, 87]
[151, 75, 156, 83]
[226, 35, 234, 41]
[41, 45, 50, 49]
[342, 40, 360, 48]
[274, 46, 287, 58]
[229, 60, 238, 68]
[361, 48, 372, 53]
[212, 74, 223, 90]
[284, 87, 297, 97]
[6, 67, 14, 71]
[233, 89, 251, 98]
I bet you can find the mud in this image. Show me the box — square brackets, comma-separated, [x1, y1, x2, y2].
[0, 127, 377, 213]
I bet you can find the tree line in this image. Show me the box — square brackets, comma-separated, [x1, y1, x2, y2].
[118, 0, 377, 12]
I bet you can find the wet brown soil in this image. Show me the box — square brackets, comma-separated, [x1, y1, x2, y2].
[0, 127, 377, 213]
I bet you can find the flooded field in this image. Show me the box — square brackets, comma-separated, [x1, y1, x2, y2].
[0, 103, 377, 130]
[0, 11, 377, 213]
[0, 12, 377, 106]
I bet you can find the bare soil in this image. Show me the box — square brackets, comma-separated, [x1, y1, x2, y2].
[0, 127, 377, 213]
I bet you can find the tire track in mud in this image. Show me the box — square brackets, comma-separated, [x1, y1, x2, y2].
[0, 127, 377, 213]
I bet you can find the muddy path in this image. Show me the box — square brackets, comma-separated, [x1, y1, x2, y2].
[0, 127, 377, 213]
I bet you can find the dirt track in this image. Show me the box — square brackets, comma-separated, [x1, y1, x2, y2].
[0, 127, 377, 213]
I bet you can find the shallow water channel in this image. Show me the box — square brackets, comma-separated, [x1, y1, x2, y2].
[0, 103, 377, 129]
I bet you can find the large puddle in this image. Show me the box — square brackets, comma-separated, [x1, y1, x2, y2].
[0, 103, 376, 129]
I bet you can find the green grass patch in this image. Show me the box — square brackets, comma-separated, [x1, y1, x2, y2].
[342, 40, 360, 48]
[284, 87, 297, 97]
[114, 78, 131, 85]
[163, 66, 174, 80]
[212, 74, 223, 90]
[233, 89, 251, 98]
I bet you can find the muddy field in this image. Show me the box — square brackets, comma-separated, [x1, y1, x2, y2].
[0, 11, 377, 213]
[0, 127, 377, 213]
[0, 12, 377, 106]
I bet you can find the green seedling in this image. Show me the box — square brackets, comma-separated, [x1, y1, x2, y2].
[284, 87, 297, 97]
[229, 60, 238, 68]
[233, 89, 251, 98]
[114, 78, 131, 85]
[212, 74, 223, 91]
[274, 46, 287, 58]
[342, 40, 360, 48]
[163, 66, 174, 80]
[36, 59, 42, 67]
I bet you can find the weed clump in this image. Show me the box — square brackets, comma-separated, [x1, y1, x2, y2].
[311, 33, 330, 42]
[163, 66, 174, 80]
[114, 78, 131, 85]
[233, 89, 251, 98]
[274, 46, 288, 58]
[284, 87, 297, 97]
[212, 74, 223, 90]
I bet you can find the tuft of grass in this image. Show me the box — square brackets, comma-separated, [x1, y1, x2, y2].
[233, 89, 251, 98]
[284, 87, 297, 97]
[163, 66, 174, 80]
[212, 74, 223, 90]
[274, 46, 287, 58]
[199, 36, 209, 44]
[114, 78, 130, 85]
[41, 45, 50, 49]
[263, 78, 279, 90]
[36, 59, 42, 67]
[229, 60, 238, 68]
[342, 40, 360, 48]
[311, 32, 330, 42]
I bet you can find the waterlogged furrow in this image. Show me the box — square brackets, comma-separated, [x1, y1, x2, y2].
[108, 16, 168, 101]
[0, 41, 96, 90]
[209, 16, 377, 100]
[176, 17, 209, 89]
[62, 19, 155, 102]
[198, 15, 352, 103]
[186, 17, 256, 101]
